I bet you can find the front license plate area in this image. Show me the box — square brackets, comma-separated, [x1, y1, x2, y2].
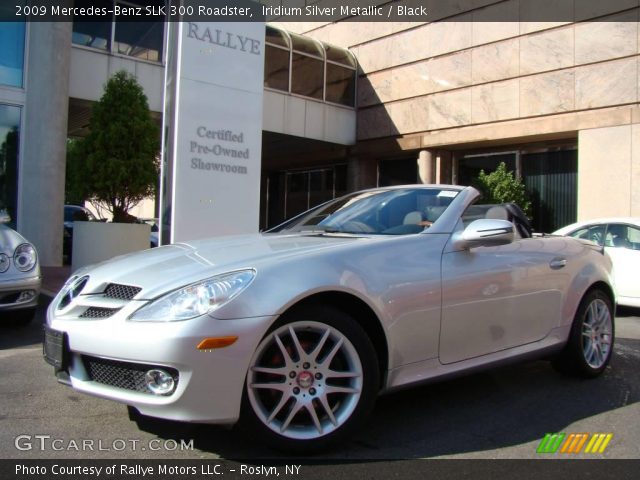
[43, 326, 68, 370]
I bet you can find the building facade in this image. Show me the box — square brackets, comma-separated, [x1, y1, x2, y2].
[280, 0, 640, 233]
[2, 0, 640, 265]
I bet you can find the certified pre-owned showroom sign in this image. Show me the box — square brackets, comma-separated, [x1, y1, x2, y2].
[161, 21, 265, 244]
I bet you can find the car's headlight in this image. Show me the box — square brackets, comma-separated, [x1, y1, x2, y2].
[14, 243, 37, 272]
[129, 269, 256, 322]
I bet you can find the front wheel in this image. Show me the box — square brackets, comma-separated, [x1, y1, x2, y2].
[241, 306, 379, 452]
[553, 289, 615, 378]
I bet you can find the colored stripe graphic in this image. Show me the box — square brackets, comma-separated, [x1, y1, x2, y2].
[584, 433, 613, 453]
[536, 433, 613, 454]
[560, 433, 589, 453]
[537, 433, 566, 453]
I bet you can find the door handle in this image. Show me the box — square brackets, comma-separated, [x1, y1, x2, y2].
[549, 258, 567, 269]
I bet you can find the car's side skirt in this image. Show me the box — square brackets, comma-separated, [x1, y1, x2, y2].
[382, 324, 571, 394]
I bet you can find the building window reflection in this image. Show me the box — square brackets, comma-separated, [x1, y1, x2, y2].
[0, 18, 26, 88]
[72, 0, 165, 63]
[264, 25, 357, 108]
[0, 104, 21, 225]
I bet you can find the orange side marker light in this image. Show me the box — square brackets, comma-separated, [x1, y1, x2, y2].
[197, 336, 238, 350]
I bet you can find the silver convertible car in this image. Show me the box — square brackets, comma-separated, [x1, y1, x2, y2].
[45, 185, 615, 451]
[1, 213, 41, 325]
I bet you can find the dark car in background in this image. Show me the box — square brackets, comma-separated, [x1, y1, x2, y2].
[63, 205, 97, 263]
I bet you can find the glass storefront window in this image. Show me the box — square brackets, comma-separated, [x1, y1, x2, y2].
[290, 33, 324, 58]
[71, 0, 112, 51]
[0, 20, 25, 88]
[72, 0, 164, 63]
[263, 24, 357, 107]
[0, 104, 21, 225]
[291, 53, 323, 99]
[325, 44, 356, 68]
[326, 63, 355, 106]
[264, 45, 289, 91]
[266, 25, 290, 48]
[114, 1, 164, 62]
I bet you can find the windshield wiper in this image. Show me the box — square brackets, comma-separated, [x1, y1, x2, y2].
[297, 227, 345, 234]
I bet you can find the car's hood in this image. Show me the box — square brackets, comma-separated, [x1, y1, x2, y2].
[0, 224, 28, 255]
[75, 233, 363, 299]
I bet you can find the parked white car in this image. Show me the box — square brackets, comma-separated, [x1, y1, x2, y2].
[0, 212, 41, 325]
[45, 186, 615, 451]
[554, 218, 640, 308]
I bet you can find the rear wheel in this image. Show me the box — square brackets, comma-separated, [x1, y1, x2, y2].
[241, 306, 379, 452]
[553, 289, 614, 378]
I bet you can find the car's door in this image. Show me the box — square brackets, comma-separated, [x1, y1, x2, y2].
[439, 223, 567, 365]
[603, 223, 640, 301]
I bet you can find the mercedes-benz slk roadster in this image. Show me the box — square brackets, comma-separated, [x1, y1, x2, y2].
[45, 185, 615, 451]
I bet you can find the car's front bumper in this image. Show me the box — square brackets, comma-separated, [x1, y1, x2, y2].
[46, 312, 277, 424]
[0, 275, 41, 312]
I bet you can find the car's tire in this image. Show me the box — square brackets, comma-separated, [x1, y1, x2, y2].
[240, 305, 379, 452]
[552, 289, 614, 378]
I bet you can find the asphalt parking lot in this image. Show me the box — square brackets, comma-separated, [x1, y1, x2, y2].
[1, 295, 639, 463]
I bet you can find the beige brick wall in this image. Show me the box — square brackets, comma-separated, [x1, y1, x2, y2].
[280, 1, 640, 143]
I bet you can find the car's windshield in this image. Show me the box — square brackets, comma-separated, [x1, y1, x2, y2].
[269, 187, 459, 235]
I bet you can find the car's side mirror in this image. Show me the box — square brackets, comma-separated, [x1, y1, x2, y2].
[452, 219, 514, 250]
[0, 209, 10, 224]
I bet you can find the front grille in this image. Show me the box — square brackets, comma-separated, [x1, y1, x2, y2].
[83, 356, 179, 394]
[79, 307, 120, 318]
[103, 283, 142, 300]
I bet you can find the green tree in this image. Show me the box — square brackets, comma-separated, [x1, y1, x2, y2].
[67, 71, 159, 222]
[475, 162, 531, 216]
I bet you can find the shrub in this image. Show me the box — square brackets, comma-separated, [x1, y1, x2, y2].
[66, 71, 159, 222]
[475, 162, 531, 216]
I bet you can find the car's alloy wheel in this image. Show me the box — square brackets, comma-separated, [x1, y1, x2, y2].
[243, 307, 378, 450]
[581, 297, 613, 369]
[553, 289, 615, 378]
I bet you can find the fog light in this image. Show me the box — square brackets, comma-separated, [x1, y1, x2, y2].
[17, 290, 36, 303]
[145, 369, 176, 395]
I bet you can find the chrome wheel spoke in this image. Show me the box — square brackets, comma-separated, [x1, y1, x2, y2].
[251, 365, 288, 376]
[280, 400, 303, 432]
[306, 404, 323, 434]
[250, 382, 287, 392]
[318, 394, 338, 426]
[583, 340, 594, 362]
[309, 328, 331, 362]
[326, 385, 360, 395]
[326, 369, 360, 379]
[593, 343, 603, 365]
[274, 334, 294, 367]
[320, 337, 344, 367]
[267, 393, 291, 423]
[597, 305, 609, 327]
[288, 325, 306, 361]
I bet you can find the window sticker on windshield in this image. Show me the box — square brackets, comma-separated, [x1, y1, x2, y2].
[437, 190, 458, 198]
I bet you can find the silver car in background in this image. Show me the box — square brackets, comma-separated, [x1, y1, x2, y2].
[0, 212, 41, 325]
[44, 185, 615, 451]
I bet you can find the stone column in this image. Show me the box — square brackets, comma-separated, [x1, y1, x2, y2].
[347, 155, 377, 191]
[18, 21, 72, 266]
[437, 150, 453, 184]
[417, 150, 435, 184]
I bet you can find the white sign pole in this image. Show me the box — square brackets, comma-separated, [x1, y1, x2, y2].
[160, 20, 265, 244]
